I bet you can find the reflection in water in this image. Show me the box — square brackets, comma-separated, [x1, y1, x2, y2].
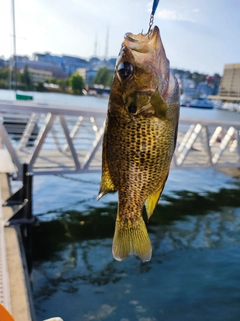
[33, 183, 240, 260]
[33, 182, 240, 321]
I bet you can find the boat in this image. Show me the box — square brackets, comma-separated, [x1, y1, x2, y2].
[180, 95, 214, 109]
[16, 93, 33, 100]
[180, 95, 192, 107]
[221, 102, 240, 112]
[189, 97, 214, 109]
[11, 0, 33, 101]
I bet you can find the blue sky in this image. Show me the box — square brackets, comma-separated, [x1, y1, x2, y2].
[1, 0, 240, 75]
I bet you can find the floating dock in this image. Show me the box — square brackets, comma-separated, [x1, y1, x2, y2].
[0, 172, 33, 321]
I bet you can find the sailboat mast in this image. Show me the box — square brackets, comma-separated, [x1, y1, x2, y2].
[12, 0, 17, 91]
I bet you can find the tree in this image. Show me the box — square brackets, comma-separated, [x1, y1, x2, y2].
[0, 67, 9, 89]
[69, 73, 84, 94]
[20, 65, 33, 90]
[94, 67, 113, 87]
[36, 81, 46, 92]
[191, 71, 206, 84]
[0, 67, 10, 80]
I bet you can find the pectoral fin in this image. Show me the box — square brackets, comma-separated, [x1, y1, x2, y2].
[150, 89, 167, 120]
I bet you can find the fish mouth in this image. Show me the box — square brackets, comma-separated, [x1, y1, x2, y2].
[136, 88, 155, 94]
[124, 26, 159, 44]
[123, 26, 160, 53]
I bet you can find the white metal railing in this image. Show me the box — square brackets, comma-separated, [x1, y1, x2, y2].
[0, 101, 240, 180]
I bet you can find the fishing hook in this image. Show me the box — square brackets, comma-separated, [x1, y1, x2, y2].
[147, 0, 160, 34]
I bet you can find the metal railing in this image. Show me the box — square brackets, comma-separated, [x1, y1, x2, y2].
[0, 100, 239, 180]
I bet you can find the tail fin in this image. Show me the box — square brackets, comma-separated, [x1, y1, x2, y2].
[112, 216, 152, 262]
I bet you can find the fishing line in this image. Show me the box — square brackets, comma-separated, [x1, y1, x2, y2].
[54, 174, 100, 185]
[35, 196, 97, 217]
[148, 0, 160, 33]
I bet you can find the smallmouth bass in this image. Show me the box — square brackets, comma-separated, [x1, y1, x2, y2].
[98, 26, 180, 262]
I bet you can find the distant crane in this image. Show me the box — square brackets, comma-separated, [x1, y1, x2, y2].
[104, 26, 109, 61]
[94, 33, 98, 57]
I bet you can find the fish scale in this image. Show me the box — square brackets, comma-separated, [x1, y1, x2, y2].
[111, 114, 171, 191]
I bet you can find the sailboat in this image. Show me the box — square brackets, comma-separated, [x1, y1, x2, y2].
[11, 0, 33, 101]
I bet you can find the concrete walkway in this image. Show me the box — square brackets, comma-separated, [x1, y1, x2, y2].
[0, 173, 32, 321]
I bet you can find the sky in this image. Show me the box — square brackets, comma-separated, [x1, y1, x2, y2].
[0, 0, 240, 75]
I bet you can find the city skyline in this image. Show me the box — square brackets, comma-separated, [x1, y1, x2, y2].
[1, 0, 240, 75]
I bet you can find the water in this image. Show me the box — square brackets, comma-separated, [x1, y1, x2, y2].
[0, 89, 108, 109]
[2, 89, 240, 321]
[1, 88, 240, 122]
[32, 170, 240, 321]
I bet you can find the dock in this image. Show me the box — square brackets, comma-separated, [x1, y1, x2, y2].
[0, 172, 32, 321]
[0, 100, 240, 320]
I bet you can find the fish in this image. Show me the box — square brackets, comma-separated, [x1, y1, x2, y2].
[98, 25, 180, 262]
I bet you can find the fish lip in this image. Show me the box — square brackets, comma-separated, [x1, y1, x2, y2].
[136, 88, 155, 95]
[124, 34, 139, 43]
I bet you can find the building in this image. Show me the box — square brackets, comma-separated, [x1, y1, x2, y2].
[33, 53, 91, 76]
[86, 69, 97, 85]
[5, 52, 116, 82]
[33, 52, 63, 68]
[76, 68, 97, 85]
[0, 59, 5, 67]
[77, 68, 87, 81]
[213, 63, 240, 101]
[22, 68, 52, 85]
[8, 54, 67, 79]
[61, 55, 90, 76]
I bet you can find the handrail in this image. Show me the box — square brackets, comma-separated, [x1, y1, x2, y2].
[0, 101, 107, 117]
[0, 101, 239, 180]
[1, 100, 240, 126]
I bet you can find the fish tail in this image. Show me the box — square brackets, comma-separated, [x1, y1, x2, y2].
[112, 215, 152, 262]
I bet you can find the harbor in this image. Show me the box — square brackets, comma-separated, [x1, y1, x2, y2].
[0, 91, 240, 320]
[1, 0, 240, 318]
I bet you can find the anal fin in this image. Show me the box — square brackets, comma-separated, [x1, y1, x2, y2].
[98, 128, 116, 200]
[145, 187, 163, 219]
[145, 172, 170, 219]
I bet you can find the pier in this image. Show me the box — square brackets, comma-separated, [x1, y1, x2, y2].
[0, 100, 240, 320]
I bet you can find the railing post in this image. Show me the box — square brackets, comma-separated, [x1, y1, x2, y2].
[4, 163, 34, 273]
[237, 127, 240, 165]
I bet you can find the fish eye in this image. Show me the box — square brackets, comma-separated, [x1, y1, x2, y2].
[117, 62, 133, 80]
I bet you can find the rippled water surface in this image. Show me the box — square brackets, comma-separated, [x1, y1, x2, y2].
[30, 168, 240, 321]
